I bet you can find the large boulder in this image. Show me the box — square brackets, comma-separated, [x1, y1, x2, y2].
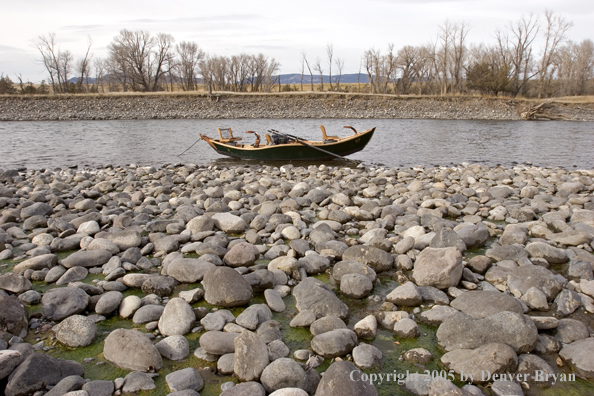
[158, 297, 195, 336]
[107, 230, 142, 250]
[0, 273, 32, 294]
[293, 277, 349, 319]
[202, 267, 252, 307]
[61, 249, 112, 269]
[450, 290, 524, 319]
[4, 353, 83, 396]
[441, 343, 518, 384]
[233, 330, 270, 381]
[212, 213, 247, 234]
[342, 245, 393, 272]
[311, 328, 358, 358]
[526, 242, 569, 264]
[0, 294, 28, 337]
[412, 247, 463, 289]
[198, 331, 239, 355]
[167, 258, 215, 283]
[13, 254, 58, 273]
[260, 358, 318, 395]
[103, 328, 163, 371]
[437, 311, 538, 353]
[507, 265, 563, 301]
[559, 338, 594, 379]
[224, 242, 258, 267]
[54, 315, 97, 347]
[41, 287, 89, 321]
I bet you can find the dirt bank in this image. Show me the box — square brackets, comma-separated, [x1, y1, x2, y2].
[1, 93, 593, 121]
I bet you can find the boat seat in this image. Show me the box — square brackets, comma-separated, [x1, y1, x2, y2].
[217, 127, 242, 143]
[265, 133, 273, 146]
[320, 125, 339, 141]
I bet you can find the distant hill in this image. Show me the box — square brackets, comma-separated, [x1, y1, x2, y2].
[278, 73, 370, 84]
[68, 73, 370, 86]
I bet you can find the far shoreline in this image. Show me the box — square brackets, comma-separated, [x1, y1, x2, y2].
[1, 93, 593, 122]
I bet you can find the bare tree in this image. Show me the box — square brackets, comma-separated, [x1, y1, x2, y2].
[451, 22, 470, 93]
[93, 58, 107, 93]
[76, 36, 93, 93]
[537, 10, 572, 97]
[335, 57, 344, 91]
[176, 41, 204, 91]
[301, 52, 314, 91]
[495, 14, 540, 96]
[34, 33, 73, 93]
[314, 57, 324, 91]
[555, 39, 594, 96]
[326, 43, 334, 90]
[107, 30, 175, 91]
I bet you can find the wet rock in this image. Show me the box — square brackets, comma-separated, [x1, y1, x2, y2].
[264, 289, 286, 312]
[103, 328, 163, 371]
[517, 354, 556, 387]
[310, 315, 347, 336]
[402, 348, 432, 364]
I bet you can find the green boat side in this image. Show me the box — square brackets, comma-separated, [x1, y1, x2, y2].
[200, 127, 376, 161]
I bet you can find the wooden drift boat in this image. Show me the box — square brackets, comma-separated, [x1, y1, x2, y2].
[199, 125, 376, 161]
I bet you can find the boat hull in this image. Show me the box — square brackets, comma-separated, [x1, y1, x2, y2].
[202, 128, 375, 161]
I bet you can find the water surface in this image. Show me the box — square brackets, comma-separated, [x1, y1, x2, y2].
[0, 119, 592, 170]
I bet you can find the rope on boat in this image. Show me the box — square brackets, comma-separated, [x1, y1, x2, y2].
[177, 136, 204, 157]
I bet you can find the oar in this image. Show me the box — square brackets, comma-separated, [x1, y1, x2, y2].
[271, 131, 359, 163]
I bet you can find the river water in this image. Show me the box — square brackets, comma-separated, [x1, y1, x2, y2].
[0, 119, 592, 170]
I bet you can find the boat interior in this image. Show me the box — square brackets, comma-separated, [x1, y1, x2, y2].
[215, 126, 359, 149]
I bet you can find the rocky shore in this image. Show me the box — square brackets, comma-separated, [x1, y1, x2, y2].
[1, 94, 593, 121]
[1, 162, 594, 396]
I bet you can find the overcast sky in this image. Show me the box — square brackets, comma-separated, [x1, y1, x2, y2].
[1, 0, 593, 83]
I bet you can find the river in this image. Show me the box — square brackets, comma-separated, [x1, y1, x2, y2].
[1, 119, 593, 170]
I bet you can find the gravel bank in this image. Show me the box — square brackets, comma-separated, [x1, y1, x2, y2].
[1, 94, 593, 121]
[1, 162, 594, 395]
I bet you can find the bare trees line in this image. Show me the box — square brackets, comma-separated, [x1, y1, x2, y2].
[32, 29, 280, 94]
[21, 9, 594, 97]
[356, 11, 593, 97]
